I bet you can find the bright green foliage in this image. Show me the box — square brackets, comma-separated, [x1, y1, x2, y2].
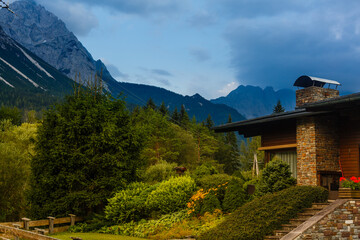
[29, 89, 144, 218]
[0, 121, 37, 221]
[198, 186, 328, 240]
[0, 106, 22, 125]
[53, 232, 146, 240]
[196, 174, 233, 190]
[239, 136, 264, 170]
[200, 192, 222, 215]
[192, 163, 218, 180]
[144, 160, 177, 183]
[256, 158, 296, 196]
[100, 210, 189, 238]
[131, 108, 197, 167]
[190, 123, 219, 167]
[222, 179, 247, 213]
[105, 182, 157, 223]
[196, 174, 235, 204]
[145, 176, 197, 215]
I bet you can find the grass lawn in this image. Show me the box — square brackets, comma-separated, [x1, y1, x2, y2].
[52, 232, 148, 240]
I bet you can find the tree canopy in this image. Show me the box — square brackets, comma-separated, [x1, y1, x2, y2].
[29, 89, 144, 218]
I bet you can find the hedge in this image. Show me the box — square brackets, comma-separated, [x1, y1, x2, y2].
[198, 186, 328, 240]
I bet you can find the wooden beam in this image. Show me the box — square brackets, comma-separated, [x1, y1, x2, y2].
[258, 143, 297, 151]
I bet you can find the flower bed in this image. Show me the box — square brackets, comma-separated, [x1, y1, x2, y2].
[339, 177, 360, 199]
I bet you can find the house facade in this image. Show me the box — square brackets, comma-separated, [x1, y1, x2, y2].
[213, 76, 360, 194]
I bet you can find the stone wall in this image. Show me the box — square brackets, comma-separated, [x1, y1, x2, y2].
[315, 115, 340, 173]
[296, 115, 340, 186]
[296, 86, 339, 107]
[296, 200, 360, 239]
[297, 117, 317, 185]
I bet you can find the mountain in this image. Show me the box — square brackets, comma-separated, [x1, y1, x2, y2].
[211, 85, 296, 119]
[0, 0, 245, 124]
[0, 26, 74, 109]
[117, 83, 245, 124]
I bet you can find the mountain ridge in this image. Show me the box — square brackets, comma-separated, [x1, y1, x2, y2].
[0, 0, 245, 124]
[211, 85, 296, 119]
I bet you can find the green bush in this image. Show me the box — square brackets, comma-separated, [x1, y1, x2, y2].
[144, 160, 177, 183]
[145, 176, 197, 215]
[222, 179, 247, 213]
[192, 163, 218, 180]
[105, 182, 157, 223]
[100, 210, 189, 238]
[196, 174, 235, 201]
[200, 191, 222, 215]
[256, 158, 296, 196]
[198, 186, 328, 240]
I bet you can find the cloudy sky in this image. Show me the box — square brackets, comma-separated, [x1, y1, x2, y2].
[33, 0, 360, 99]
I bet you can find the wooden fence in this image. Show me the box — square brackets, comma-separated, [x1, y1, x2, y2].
[0, 215, 83, 240]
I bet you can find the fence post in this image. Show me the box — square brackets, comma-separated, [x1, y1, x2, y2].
[21, 217, 31, 230]
[69, 214, 76, 226]
[12, 224, 20, 240]
[47, 216, 55, 234]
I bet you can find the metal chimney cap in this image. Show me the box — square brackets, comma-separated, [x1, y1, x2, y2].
[294, 75, 341, 88]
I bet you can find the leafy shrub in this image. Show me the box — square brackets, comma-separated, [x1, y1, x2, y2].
[187, 182, 228, 216]
[192, 163, 218, 180]
[105, 182, 157, 223]
[196, 174, 233, 190]
[222, 179, 247, 213]
[150, 210, 225, 240]
[196, 174, 235, 202]
[145, 176, 197, 215]
[256, 158, 296, 196]
[144, 160, 177, 183]
[100, 210, 189, 238]
[198, 186, 328, 240]
[200, 192, 221, 215]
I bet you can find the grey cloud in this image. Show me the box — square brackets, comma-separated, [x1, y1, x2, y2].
[36, 0, 98, 36]
[151, 69, 173, 77]
[223, 1, 360, 91]
[189, 48, 211, 62]
[156, 78, 171, 86]
[106, 64, 129, 79]
[58, 0, 186, 16]
[188, 11, 216, 28]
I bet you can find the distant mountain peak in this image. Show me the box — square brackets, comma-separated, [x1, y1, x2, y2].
[212, 85, 296, 119]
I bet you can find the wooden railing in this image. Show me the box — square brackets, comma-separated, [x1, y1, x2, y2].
[0, 214, 83, 239]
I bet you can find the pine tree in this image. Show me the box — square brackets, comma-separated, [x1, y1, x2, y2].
[146, 98, 157, 110]
[180, 104, 190, 127]
[171, 107, 180, 124]
[273, 100, 285, 113]
[29, 88, 144, 218]
[205, 114, 214, 129]
[159, 102, 168, 116]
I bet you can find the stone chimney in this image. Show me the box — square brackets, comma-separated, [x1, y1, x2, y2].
[296, 86, 339, 107]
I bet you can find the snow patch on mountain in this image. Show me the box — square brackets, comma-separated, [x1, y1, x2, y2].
[15, 43, 55, 80]
[0, 56, 40, 88]
[0, 76, 14, 88]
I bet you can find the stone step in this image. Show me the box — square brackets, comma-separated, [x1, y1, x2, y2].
[274, 229, 290, 237]
[281, 223, 299, 231]
[297, 212, 315, 217]
[289, 218, 307, 225]
[264, 236, 281, 240]
[311, 203, 330, 208]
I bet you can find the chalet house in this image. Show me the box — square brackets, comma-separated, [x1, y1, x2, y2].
[213, 75, 360, 195]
